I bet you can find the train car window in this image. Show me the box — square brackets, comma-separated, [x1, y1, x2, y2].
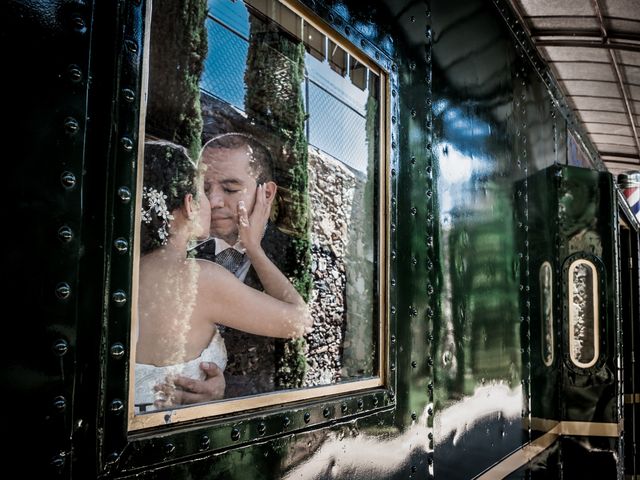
[540, 261, 554, 367]
[567, 259, 600, 369]
[129, 0, 387, 430]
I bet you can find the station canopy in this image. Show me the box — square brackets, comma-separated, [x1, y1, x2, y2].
[510, 0, 640, 176]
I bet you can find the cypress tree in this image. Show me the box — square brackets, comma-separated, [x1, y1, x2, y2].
[244, 14, 311, 389]
[146, 0, 207, 160]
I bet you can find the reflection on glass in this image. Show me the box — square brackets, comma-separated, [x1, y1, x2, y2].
[540, 261, 553, 367]
[568, 259, 599, 368]
[133, 0, 382, 417]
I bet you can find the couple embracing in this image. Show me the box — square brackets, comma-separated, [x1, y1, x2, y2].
[135, 134, 311, 413]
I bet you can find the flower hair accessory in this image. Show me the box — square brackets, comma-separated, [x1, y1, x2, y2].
[141, 187, 174, 244]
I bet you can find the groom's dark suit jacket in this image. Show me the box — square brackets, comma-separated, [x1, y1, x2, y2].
[193, 223, 297, 397]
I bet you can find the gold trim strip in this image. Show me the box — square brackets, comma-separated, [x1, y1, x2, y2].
[475, 427, 560, 480]
[624, 393, 640, 404]
[475, 419, 623, 479]
[529, 417, 559, 433]
[560, 420, 622, 437]
[129, 377, 383, 430]
[624, 475, 640, 480]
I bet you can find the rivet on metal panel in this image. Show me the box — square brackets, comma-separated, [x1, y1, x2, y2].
[231, 428, 241, 441]
[121, 137, 134, 152]
[258, 422, 266, 435]
[411, 207, 417, 215]
[357, 399, 364, 410]
[411, 257, 417, 266]
[390, 363, 395, 371]
[110, 399, 124, 414]
[322, 407, 331, 418]
[68, 65, 83, 83]
[391, 306, 396, 314]
[122, 88, 135, 103]
[58, 226, 73, 243]
[303, 412, 311, 423]
[55, 282, 71, 300]
[341, 402, 348, 413]
[200, 435, 210, 450]
[410, 15, 416, 22]
[64, 117, 80, 135]
[50, 451, 65, 470]
[52, 339, 69, 356]
[411, 155, 416, 164]
[112, 290, 127, 305]
[164, 443, 175, 456]
[61, 171, 77, 190]
[409, 306, 417, 316]
[52, 396, 66, 412]
[124, 39, 138, 54]
[118, 186, 132, 203]
[411, 360, 417, 368]
[114, 238, 129, 254]
[71, 16, 87, 34]
[283, 416, 291, 427]
[390, 335, 396, 343]
[106, 452, 119, 464]
[110, 343, 125, 359]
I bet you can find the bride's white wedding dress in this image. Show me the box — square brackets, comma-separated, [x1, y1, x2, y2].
[134, 330, 227, 413]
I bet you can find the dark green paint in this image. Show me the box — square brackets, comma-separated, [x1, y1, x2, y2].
[3, 0, 636, 478]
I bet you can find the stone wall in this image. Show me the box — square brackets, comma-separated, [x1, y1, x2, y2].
[305, 149, 364, 386]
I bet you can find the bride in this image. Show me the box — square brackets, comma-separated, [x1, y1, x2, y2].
[135, 140, 311, 413]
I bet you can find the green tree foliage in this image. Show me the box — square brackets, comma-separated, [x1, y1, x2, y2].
[146, 0, 207, 160]
[244, 16, 311, 388]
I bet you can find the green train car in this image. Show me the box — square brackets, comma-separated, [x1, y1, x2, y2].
[2, 0, 639, 478]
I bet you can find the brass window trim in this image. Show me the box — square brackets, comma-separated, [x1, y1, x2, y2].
[127, 0, 391, 432]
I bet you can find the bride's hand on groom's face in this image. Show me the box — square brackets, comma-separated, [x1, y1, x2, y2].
[153, 362, 225, 407]
[238, 184, 272, 256]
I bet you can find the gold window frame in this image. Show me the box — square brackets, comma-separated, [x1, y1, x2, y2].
[127, 0, 390, 432]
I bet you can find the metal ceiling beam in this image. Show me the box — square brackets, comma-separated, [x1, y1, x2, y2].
[534, 39, 640, 52]
[592, 0, 640, 160]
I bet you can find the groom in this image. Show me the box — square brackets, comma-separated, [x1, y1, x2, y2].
[168, 133, 295, 405]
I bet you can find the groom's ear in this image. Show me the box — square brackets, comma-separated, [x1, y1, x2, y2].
[263, 181, 277, 200]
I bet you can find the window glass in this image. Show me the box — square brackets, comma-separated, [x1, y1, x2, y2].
[131, 0, 385, 426]
[568, 259, 599, 368]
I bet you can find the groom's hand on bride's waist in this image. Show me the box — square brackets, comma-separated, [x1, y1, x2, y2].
[153, 362, 225, 407]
